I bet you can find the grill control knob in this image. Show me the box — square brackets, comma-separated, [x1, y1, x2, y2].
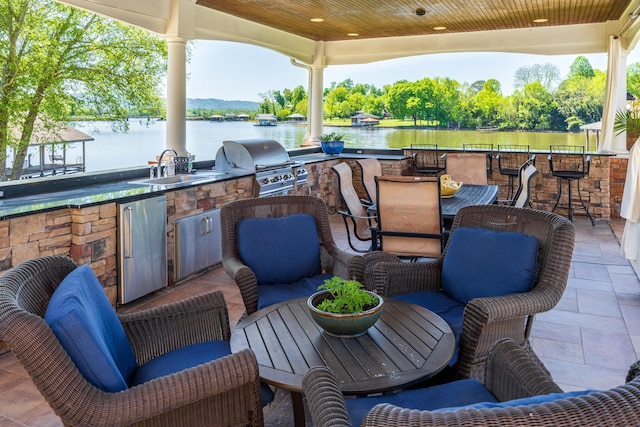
[261, 178, 269, 184]
[283, 173, 292, 180]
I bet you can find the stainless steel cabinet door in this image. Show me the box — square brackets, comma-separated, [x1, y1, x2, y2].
[174, 209, 221, 282]
[118, 195, 167, 304]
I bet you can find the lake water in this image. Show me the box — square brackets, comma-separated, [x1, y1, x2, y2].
[57, 120, 587, 172]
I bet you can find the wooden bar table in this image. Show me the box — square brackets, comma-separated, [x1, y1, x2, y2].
[230, 298, 454, 427]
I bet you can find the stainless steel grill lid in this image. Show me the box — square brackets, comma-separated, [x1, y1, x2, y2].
[215, 139, 292, 171]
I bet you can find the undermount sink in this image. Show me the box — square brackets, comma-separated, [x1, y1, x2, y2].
[128, 171, 229, 188]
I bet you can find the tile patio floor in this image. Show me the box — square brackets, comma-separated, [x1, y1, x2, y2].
[0, 214, 638, 426]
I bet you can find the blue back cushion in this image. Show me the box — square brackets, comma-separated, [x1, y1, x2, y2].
[442, 227, 539, 304]
[44, 265, 137, 392]
[237, 213, 322, 285]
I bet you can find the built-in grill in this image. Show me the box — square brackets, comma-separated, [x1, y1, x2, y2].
[214, 139, 307, 197]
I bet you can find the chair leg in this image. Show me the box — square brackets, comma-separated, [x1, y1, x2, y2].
[551, 177, 563, 213]
[576, 178, 596, 226]
[507, 175, 515, 199]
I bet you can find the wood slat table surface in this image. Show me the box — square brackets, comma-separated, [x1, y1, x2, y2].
[231, 298, 454, 426]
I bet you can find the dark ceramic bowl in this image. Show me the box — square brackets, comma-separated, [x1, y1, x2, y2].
[307, 290, 384, 337]
[321, 141, 345, 155]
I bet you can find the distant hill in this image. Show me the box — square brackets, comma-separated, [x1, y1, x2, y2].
[187, 98, 259, 111]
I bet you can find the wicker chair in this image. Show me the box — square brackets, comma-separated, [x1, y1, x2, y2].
[362, 205, 575, 380]
[0, 256, 264, 427]
[305, 338, 640, 427]
[303, 338, 563, 427]
[220, 195, 360, 314]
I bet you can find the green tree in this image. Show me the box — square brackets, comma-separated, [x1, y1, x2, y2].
[513, 82, 557, 130]
[555, 70, 605, 131]
[0, 0, 166, 180]
[470, 79, 505, 127]
[568, 56, 596, 80]
[627, 62, 640, 98]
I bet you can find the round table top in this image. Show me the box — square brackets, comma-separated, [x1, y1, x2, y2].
[230, 297, 454, 395]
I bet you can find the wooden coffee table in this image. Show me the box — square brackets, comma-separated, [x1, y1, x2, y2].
[230, 297, 454, 426]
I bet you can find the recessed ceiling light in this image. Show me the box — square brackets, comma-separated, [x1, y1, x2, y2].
[433, 26, 446, 30]
[533, 18, 548, 23]
[347, 33, 359, 37]
[310, 18, 324, 23]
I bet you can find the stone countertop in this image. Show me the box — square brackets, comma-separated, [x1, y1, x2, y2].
[0, 150, 407, 220]
[0, 170, 249, 220]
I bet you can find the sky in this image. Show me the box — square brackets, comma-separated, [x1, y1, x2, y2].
[185, 40, 640, 103]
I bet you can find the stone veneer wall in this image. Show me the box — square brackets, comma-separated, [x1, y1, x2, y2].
[404, 150, 614, 221]
[610, 157, 628, 219]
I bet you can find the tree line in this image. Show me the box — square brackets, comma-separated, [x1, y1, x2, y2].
[260, 56, 640, 132]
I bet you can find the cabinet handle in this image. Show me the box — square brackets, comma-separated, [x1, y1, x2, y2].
[124, 206, 133, 259]
[206, 216, 213, 234]
[198, 216, 215, 236]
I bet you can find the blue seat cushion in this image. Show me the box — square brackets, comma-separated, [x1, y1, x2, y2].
[131, 340, 274, 406]
[442, 227, 539, 304]
[434, 389, 596, 412]
[346, 378, 497, 427]
[131, 340, 232, 385]
[237, 214, 322, 285]
[257, 274, 332, 310]
[44, 264, 138, 392]
[396, 290, 464, 365]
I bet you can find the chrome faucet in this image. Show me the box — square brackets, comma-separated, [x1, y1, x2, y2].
[156, 148, 178, 178]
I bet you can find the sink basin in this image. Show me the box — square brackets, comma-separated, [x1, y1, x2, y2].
[128, 171, 228, 188]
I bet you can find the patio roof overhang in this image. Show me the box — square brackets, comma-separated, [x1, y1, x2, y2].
[54, 0, 640, 153]
[56, 0, 640, 63]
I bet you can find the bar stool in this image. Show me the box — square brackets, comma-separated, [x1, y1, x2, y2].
[497, 145, 534, 198]
[548, 145, 595, 225]
[410, 144, 445, 176]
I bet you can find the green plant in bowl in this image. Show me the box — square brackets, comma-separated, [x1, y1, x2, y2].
[307, 277, 383, 337]
[319, 132, 346, 142]
[315, 277, 378, 313]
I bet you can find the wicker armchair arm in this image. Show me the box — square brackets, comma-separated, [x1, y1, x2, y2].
[483, 339, 562, 400]
[465, 287, 559, 324]
[371, 259, 443, 296]
[302, 366, 351, 427]
[364, 381, 640, 427]
[66, 348, 263, 427]
[119, 290, 231, 365]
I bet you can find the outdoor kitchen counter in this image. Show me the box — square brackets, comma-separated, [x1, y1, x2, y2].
[0, 169, 251, 220]
[0, 149, 405, 220]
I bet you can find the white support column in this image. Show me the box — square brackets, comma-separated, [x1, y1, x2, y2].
[306, 65, 324, 146]
[166, 38, 188, 155]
